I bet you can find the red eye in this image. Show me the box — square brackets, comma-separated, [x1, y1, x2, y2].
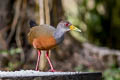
[65, 23, 69, 27]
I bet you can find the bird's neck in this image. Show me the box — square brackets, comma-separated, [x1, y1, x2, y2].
[53, 27, 65, 44]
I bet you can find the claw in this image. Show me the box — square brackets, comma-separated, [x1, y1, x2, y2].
[48, 69, 56, 72]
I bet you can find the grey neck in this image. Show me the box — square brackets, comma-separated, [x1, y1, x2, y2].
[53, 27, 65, 44]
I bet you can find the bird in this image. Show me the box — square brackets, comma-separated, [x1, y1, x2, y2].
[28, 20, 81, 72]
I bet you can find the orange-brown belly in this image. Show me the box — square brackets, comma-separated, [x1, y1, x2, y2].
[32, 36, 57, 50]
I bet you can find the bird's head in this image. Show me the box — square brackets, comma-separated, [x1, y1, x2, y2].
[57, 21, 81, 32]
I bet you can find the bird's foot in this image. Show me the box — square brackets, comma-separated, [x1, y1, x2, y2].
[35, 67, 39, 71]
[48, 69, 56, 72]
[35, 68, 42, 71]
[35, 69, 39, 71]
[35, 69, 41, 71]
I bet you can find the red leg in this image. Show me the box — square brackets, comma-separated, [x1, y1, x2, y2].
[46, 51, 55, 72]
[35, 50, 41, 71]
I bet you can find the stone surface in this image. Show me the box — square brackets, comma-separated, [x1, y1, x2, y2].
[0, 70, 102, 80]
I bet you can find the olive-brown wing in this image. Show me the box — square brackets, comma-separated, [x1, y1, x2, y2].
[28, 25, 56, 50]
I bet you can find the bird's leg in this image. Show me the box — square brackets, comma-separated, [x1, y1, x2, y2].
[35, 50, 41, 71]
[46, 50, 56, 72]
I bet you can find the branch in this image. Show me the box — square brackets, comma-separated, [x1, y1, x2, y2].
[7, 0, 22, 43]
[45, 0, 50, 24]
[82, 42, 120, 57]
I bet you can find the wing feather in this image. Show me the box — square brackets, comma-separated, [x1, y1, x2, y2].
[28, 25, 56, 44]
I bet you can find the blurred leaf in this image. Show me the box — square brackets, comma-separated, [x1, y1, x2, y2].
[70, 31, 86, 42]
[0, 50, 8, 54]
[10, 48, 22, 55]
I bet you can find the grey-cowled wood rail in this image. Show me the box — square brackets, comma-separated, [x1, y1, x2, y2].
[28, 20, 81, 72]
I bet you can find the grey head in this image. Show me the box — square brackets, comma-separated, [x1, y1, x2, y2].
[56, 20, 72, 32]
[54, 20, 81, 45]
[53, 21, 72, 44]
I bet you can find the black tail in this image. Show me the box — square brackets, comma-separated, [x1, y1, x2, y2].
[29, 20, 38, 27]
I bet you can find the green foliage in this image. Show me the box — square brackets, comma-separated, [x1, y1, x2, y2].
[10, 48, 22, 55]
[75, 65, 95, 72]
[8, 62, 20, 70]
[65, 0, 104, 44]
[75, 64, 120, 80]
[103, 67, 120, 80]
[0, 48, 22, 55]
[0, 48, 22, 70]
[65, 0, 120, 48]
[74, 65, 84, 71]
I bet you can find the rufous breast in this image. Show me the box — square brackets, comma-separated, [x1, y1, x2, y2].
[32, 36, 57, 50]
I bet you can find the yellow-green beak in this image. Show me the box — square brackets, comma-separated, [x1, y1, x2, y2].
[69, 25, 81, 32]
